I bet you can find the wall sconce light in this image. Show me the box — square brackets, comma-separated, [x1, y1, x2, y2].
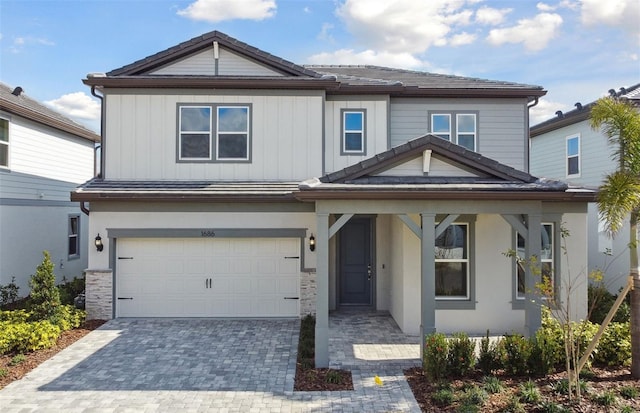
[309, 234, 316, 252]
[95, 234, 104, 252]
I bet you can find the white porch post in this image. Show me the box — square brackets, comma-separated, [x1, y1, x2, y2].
[420, 213, 437, 353]
[525, 213, 542, 336]
[315, 212, 330, 368]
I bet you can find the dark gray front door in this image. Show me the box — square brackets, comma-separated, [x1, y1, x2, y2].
[339, 217, 372, 305]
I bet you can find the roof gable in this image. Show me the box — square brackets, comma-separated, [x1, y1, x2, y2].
[320, 134, 537, 184]
[108, 30, 320, 78]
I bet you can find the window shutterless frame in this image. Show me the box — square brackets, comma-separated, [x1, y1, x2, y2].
[428, 111, 478, 152]
[68, 214, 80, 259]
[566, 135, 580, 177]
[435, 222, 470, 300]
[513, 222, 556, 307]
[176, 103, 252, 163]
[340, 109, 366, 155]
[0, 117, 9, 169]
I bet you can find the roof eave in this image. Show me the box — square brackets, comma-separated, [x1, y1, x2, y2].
[0, 98, 100, 142]
[70, 191, 299, 203]
[83, 76, 340, 90]
[531, 110, 592, 137]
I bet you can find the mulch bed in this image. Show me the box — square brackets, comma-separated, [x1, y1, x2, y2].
[0, 319, 106, 390]
[294, 366, 353, 391]
[405, 366, 640, 412]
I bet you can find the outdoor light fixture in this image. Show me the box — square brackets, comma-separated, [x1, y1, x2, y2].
[95, 234, 104, 252]
[309, 234, 316, 252]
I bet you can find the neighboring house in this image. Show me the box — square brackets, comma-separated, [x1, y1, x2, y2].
[73, 31, 594, 367]
[530, 84, 640, 294]
[0, 83, 100, 295]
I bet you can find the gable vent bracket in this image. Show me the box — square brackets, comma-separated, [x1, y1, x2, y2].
[423, 149, 432, 174]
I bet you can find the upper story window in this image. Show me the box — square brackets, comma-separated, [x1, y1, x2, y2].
[0, 118, 8, 168]
[178, 104, 251, 162]
[341, 109, 366, 155]
[435, 223, 469, 299]
[566, 135, 580, 177]
[429, 112, 477, 151]
[68, 215, 80, 259]
[515, 223, 554, 300]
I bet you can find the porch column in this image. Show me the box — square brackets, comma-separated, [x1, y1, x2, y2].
[315, 212, 330, 368]
[525, 213, 542, 336]
[420, 213, 437, 348]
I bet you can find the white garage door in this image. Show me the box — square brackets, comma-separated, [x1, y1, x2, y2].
[116, 238, 300, 317]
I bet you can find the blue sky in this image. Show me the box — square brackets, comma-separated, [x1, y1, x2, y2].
[1, 0, 638, 132]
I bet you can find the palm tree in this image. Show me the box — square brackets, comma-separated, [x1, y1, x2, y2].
[591, 96, 640, 377]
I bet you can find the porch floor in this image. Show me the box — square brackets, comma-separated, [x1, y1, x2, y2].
[328, 310, 421, 370]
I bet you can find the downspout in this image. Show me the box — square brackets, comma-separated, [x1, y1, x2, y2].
[91, 86, 105, 179]
[526, 97, 540, 173]
[80, 201, 90, 216]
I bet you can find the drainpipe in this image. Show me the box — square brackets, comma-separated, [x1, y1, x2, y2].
[526, 97, 540, 173]
[80, 202, 90, 216]
[91, 85, 105, 179]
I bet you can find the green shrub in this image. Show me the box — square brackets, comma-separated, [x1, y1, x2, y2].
[594, 321, 631, 367]
[500, 333, 531, 375]
[620, 385, 638, 399]
[0, 368, 8, 378]
[551, 378, 588, 395]
[423, 332, 448, 381]
[588, 283, 630, 324]
[447, 332, 475, 377]
[477, 331, 501, 375]
[620, 406, 634, 413]
[0, 309, 31, 323]
[431, 387, 454, 407]
[0, 319, 61, 354]
[538, 401, 570, 413]
[57, 276, 85, 306]
[592, 390, 618, 407]
[29, 251, 61, 322]
[52, 305, 86, 331]
[460, 384, 488, 406]
[503, 395, 526, 413]
[9, 354, 26, 366]
[325, 370, 343, 384]
[518, 379, 541, 404]
[481, 376, 503, 394]
[529, 327, 562, 376]
[0, 276, 20, 308]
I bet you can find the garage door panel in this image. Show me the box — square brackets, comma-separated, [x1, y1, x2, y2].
[117, 237, 300, 317]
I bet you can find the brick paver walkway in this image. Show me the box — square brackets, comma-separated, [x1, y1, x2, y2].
[0, 313, 422, 412]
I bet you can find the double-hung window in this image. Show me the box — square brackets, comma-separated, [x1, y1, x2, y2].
[68, 215, 80, 259]
[178, 104, 251, 162]
[515, 223, 554, 300]
[430, 112, 477, 151]
[566, 135, 580, 177]
[341, 109, 366, 155]
[435, 223, 469, 299]
[0, 118, 8, 168]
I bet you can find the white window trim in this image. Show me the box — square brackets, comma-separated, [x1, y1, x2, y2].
[341, 109, 366, 155]
[430, 113, 451, 142]
[0, 117, 9, 169]
[435, 222, 470, 300]
[216, 105, 250, 161]
[178, 105, 212, 161]
[429, 111, 478, 151]
[456, 113, 477, 152]
[566, 134, 580, 178]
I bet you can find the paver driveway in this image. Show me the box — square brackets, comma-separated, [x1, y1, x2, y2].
[0, 315, 421, 412]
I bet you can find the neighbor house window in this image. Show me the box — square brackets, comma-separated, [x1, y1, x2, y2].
[435, 223, 469, 299]
[516, 223, 554, 300]
[0, 118, 8, 168]
[430, 112, 477, 151]
[341, 109, 366, 154]
[567, 135, 580, 177]
[178, 104, 251, 162]
[68, 215, 80, 259]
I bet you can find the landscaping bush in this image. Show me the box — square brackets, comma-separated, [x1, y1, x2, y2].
[447, 332, 475, 377]
[500, 333, 531, 375]
[58, 276, 85, 306]
[594, 321, 631, 366]
[477, 331, 502, 375]
[52, 305, 86, 332]
[529, 327, 562, 376]
[423, 332, 448, 381]
[0, 319, 61, 354]
[0, 309, 30, 323]
[29, 251, 61, 322]
[0, 276, 20, 308]
[588, 283, 630, 324]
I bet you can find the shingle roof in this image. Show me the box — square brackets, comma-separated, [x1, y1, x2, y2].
[71, 180, 300, 202]
[530, 82, 640, 136]
[0, 82, 100, 142]
[107, 30, 321, 78]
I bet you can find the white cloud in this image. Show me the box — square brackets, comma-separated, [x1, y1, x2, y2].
[307, 49, 427, 69]
[529, 98, 570, 126]
[580, 0, 640, 44]
[536, 2, 555, 12]
[318, 23, 335, 42]
[449, 32, 477, 46]
[475, 6, 512, 25]
[177, 0, 276, 22]
[45, 92, 100, 122]
[304, 6, 311, 13]
[9, 35, 55, 53]
[486, 13, 563, 52]
[336, 0, 478, 54]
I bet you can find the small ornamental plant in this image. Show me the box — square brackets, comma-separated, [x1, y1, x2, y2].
[447, 332, 476, 377]
[423, 332, 448, 381]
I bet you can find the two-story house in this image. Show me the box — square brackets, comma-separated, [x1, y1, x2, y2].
[72, 31, 594, 367]
[0, 82, 100, 295]
[531, 84, 640, 294]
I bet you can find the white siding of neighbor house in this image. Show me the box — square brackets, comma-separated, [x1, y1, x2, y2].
[103, 90, 323, 180]
[2, 114, 95, 185]
[324, 96, 389, 174]
[390, 97, 529, 171]
[150, 47, 285, 77]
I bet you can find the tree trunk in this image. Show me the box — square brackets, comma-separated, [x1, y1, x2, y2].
[630, 212, 640, 378]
